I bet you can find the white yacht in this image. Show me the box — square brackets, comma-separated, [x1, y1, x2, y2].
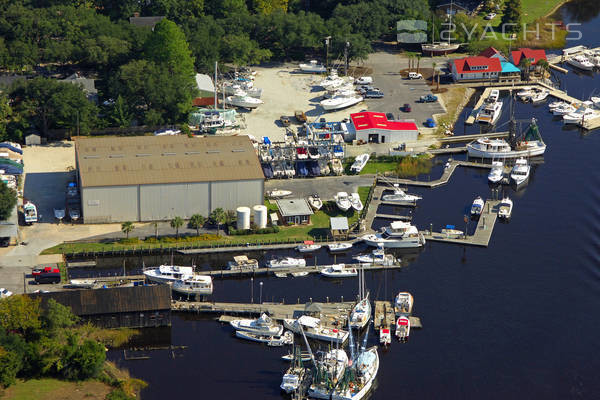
[567, 54, 595, 71]
[327, 242, 353, 252]
[381, 184, 422, 205]
[395, 316, 411, 341]
[516, 87, 533, 100]
[510, 158, 530, 188]
[296, 242, 322, 252]
[318, 71, 346, 89]
[321, 94, 363, 111]
[330, 347, 379, 400]
[476, 101, 503, 125]
[143, 265, 194, 284]
[266, 257, 306, 269]
[349, 295, 371, 329]
[395, 292, 414, 315]
[226, 94, 263, 109]
[361, 221, 425, 249]
[68, 279, 97, 289]
[308, 349, 349, 399]
[227, 255, 259, 270]
[284, 315, 349, 344]
[230, 313, 284, 336]
[498, 197, 513, 219]
[353, 248, 396, 266]
[467, 120, 546, 158]
[552, 103, 577, 116]
[548, 100, 568, 109]
[235, 330, 292, 346]
[488, 161, 504, 184]
[320, 264, 358, 278]
[350, 153, 370, 173]
[335, 192, 352, 212]
[172, 275, 213, 296]
[529, 89, 549, 103]
[308, 194, 323, 210]
[563, 107, 599, 124]
[284, 161, 295, 178]
[350, 192, 363, 212]
[471, 196, 485, 216]
[267, 189, 292, 198]
[299, 60, 327, 73]
[591, 97, 600, 108]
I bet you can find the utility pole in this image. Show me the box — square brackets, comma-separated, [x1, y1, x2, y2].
[324, 36, 331, 70]
[344, 41, 350, 76]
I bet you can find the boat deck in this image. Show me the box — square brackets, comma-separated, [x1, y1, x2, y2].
[373, 301, 422, 330]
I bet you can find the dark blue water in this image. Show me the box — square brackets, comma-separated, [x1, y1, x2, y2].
[104, 4, 600, 399]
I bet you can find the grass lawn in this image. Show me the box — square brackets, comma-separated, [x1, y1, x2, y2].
[521, 0, 568, 23]
[1, 379, 112, 400]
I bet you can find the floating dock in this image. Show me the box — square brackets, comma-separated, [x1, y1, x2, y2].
[198, 262, 404, 278]
[373, 301, 422, 330]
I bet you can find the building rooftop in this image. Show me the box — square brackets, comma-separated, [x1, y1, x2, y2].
[350, 112, 419, 132]
[61, 73, 97, 95]
[129, 16, 165, 28]
[453, 57, 502, 74]
[75, 135, 264, 188]
[330, 217, 349, 231]
[276, 198, 314, 217]
[511, 48, 547, 66]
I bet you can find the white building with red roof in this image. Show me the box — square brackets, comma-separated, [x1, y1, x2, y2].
[350, 112, 419, 144]
[510, 48, 547, 71]
[451, 56, 502, 82]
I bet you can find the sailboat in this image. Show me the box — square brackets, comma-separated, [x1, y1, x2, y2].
[421, 1, 460, 55]
[349, 267, 371, 330]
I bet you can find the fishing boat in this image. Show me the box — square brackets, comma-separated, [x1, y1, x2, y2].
[466, 119, 546, 159]
[361, 221, 425, 249]
[230, 313, 284, 336]
[299, 60, 327, 73]
[471, 196, 485, 216]
[350, 193, 363, 212]
[266, 257, 306, 269]
[308, 349, 349, 399]
[297, 241, 322, 252]
[488, 161, 504, 184]
[226, 94, 263, 109]
[308, 194, 323, 210]
[227, 255, 259, 270]
[172, 275, 213, 296]
[335, 192, 352, 212]
[395, 316, 410, 341]
[350, 295, 371, 330]
[567, 54, 595, 71]
[68, 279, 97, 289]
[284, 315, 349, 344]
[143, 265, 194, 284]
[327, 242, 353, 252]
[280, 347, 307, 394]
[350, 154, 369, 173]
[381, 184, 422, 205]
[331, 346, 379, 400]
[267, 189, 292, 198]
[510, 158, 530, 188]
[320, 94, 363, 111]
[441, 225, 464, 238]
[379, 328, 391, 345]
[320, 264, 358, 278]
[498, 196, 513, 219]
[23, 201, 38, 224]
[353, 248, 396, 266]
[395, 292, 414, 315]
[235, 330, 293, 346]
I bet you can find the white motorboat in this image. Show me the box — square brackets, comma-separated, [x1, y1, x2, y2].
[396, 316, 410, 341]
[235, 330, 292, 346]
[321, 94, 363, 111]
[267, 189, 292, 198]
[230, 313, 284, 336]
[296, 241, 322, 252]
[299, 60, 327, 73]
[567, 54, 595, 71]
[529, 89, 549, 103]
[381, 184, 422, 205]
[282, 352, 312, 362]
[318, 159, 330, 175]
[441, 225, 464, 238]
[362, 221, 425, 249]
[54, 208, 65, 221]
[471, 196, 485, 216]
[284, 161, 295, 178]
[323, 85, 356, 99]
[331, 158, 344, 175]
[143, 265, 194, 284]
[466, 119, 546, 159]
[488, 161, 504, 184]
[308, 349, 349, 399]
[476, 101, 503, 125]
[68, 279, 97, 289]
[498, 196, 513, 219]
[350, 153, 370, 173]
[284, 315, 349, 344]
[308, 194, 323, 210]
[563, 107, 599, 124]
[330, 347, 379, 400]
[548, 100, 568, 109]
[327, 242, 353, 252]
[353, 248, 396, 266]
[395, 292, 414, 315]
[516, 87, 533, 99]
[488, 89, 500, 102]
[510, 157, 530, 188]
[552, 103, 577, 116]
[320, 264, 358, 278]
[266, 257, 306, 269]
[591, 96, 600, 108]
[172, 275, 213, 296]
[23, 201, 38, 224]
[379, 327, 392, 345]
[318, 71, 346, 89]
[349, 295, 371, 329]
[350, 192, 363, 212]
[226, 94, 264, 109]
[335, 192, 352, 212]
[227, 255, 259, 270]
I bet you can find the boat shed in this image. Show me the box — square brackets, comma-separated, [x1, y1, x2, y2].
[75, 135, 264, 223]
[350, 112, 419, 144]
[276, 198, 313, 225]
[330, 217, 349, 239]
[28, 285, 172, 329]
[0, 204, 18, 245]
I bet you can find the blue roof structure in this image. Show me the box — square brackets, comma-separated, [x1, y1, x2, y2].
[501, 62, 520, 73]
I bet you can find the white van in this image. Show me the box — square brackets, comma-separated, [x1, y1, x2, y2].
[408, 72, 423, 79]
[354, 76, 373, 85]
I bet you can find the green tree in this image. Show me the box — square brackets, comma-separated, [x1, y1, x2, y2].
[209, 208, 226, 235]
[189, 214, 206, 236]
[0, 346, 20, 388]
[220, 34, 272, 66]
[106, 95, 132, 128]
[501, 0, 522, 32]
[0, 295, 41, 334]
[519, 57, 531, 81]
[121, 221, 134, 239]
[537, 58, 550, 76]
[253, 0, 288, 14]
[61, 337, 106, 381]
[41, 299, 78, 333]
[170, 216, 184, 238]
[0, 181, 17, 221]
[144, 19, 195, 78]
[0, 93, 12, 142]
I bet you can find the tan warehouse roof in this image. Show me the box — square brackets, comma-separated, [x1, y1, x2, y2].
[75, 135, 264, 188]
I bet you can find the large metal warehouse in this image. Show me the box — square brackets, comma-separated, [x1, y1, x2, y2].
[75, 135, 264, 223]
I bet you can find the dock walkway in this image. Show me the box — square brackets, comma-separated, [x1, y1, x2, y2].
[199, 262, 403, 278]
[373, 301, 422, 330]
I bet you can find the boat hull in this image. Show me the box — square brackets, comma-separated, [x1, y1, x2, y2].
[362, 235, 424, 249]
[467, 144, 546, 159]
[172, 286, 213, 296]
[331, 348, 379, 400]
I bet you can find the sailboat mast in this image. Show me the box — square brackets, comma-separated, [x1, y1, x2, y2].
[214, 61, 218, 108]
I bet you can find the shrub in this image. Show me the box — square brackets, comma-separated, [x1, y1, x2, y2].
[118, 238, 140, 245]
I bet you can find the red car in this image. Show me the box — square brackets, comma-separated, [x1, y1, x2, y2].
[402, 103, 412, 112]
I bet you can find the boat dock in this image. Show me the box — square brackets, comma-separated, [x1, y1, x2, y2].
[374, 214, 412, 221]
[439, 131, 509, 144]
[421, 199, 501, 247]
[373, 301, 422, 330]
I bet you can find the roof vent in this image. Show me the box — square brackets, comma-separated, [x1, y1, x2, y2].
[232, 149, 245, 153]
[206, 150, 220, 154]
[185, 151, 201, 155]
[84, 155, 99, 159]
[162, 152, 176, 156]
[136, 153, 151, 157]
[109, 154, 124, 158]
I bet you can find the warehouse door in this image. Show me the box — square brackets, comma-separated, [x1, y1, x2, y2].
[368, 134, 379, 143]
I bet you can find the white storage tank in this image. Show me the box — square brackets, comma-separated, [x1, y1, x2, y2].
[253, 205, 268, 229]
[236, 207, 251, 230]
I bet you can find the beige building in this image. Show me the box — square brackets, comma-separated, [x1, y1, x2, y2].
[75, 135, 264, 223]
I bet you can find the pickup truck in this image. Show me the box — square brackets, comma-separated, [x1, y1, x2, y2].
[420, 94, 438, 103]
[364, 90, 384, 98]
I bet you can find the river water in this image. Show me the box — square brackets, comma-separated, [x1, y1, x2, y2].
[101, 3, 600, 399]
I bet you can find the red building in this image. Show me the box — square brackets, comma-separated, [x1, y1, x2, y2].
[350, 112, 419, 143]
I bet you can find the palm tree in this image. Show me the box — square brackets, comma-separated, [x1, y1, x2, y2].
[170, 217, 184, 239]
[416, 55, 422, 74]
[153, 221, 159, 239]
[121, 221, 134, 239]
[432, 61, 437, 90]
[189, 214, 206, 236]
[537, 59, 550, 78]
[210, 208, 227, 235]
[519, 58, 532, 81]
[225, 210, 236, 226]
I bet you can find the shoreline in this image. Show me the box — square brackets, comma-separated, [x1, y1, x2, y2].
[544, 0, 573, 19]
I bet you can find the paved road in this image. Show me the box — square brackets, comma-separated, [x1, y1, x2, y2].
[265, 175, 375, 201]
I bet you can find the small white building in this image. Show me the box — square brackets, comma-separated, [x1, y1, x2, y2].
[350, 112, 419, 144]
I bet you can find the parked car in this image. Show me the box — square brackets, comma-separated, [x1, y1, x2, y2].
[0, 288, 13, 298]
[386, 112, 395, 120]
[364, 90, 384, 98]
[34, 273, 61, 285]
[280, 116, 290, 127]
[402, 103, 412, 112]
[420, 94, 438, 103]
[485, 12, 497, 20]
[425, 118, 437, 128]
[408, 72, 423, 79]
[354, 76, 373, 85]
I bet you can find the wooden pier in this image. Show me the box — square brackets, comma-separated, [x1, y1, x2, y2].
[439, 131, 509, 144]
[373, 301, 422, 330]
[374, 214, 412, 221]
[421, 199, 501, 247]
